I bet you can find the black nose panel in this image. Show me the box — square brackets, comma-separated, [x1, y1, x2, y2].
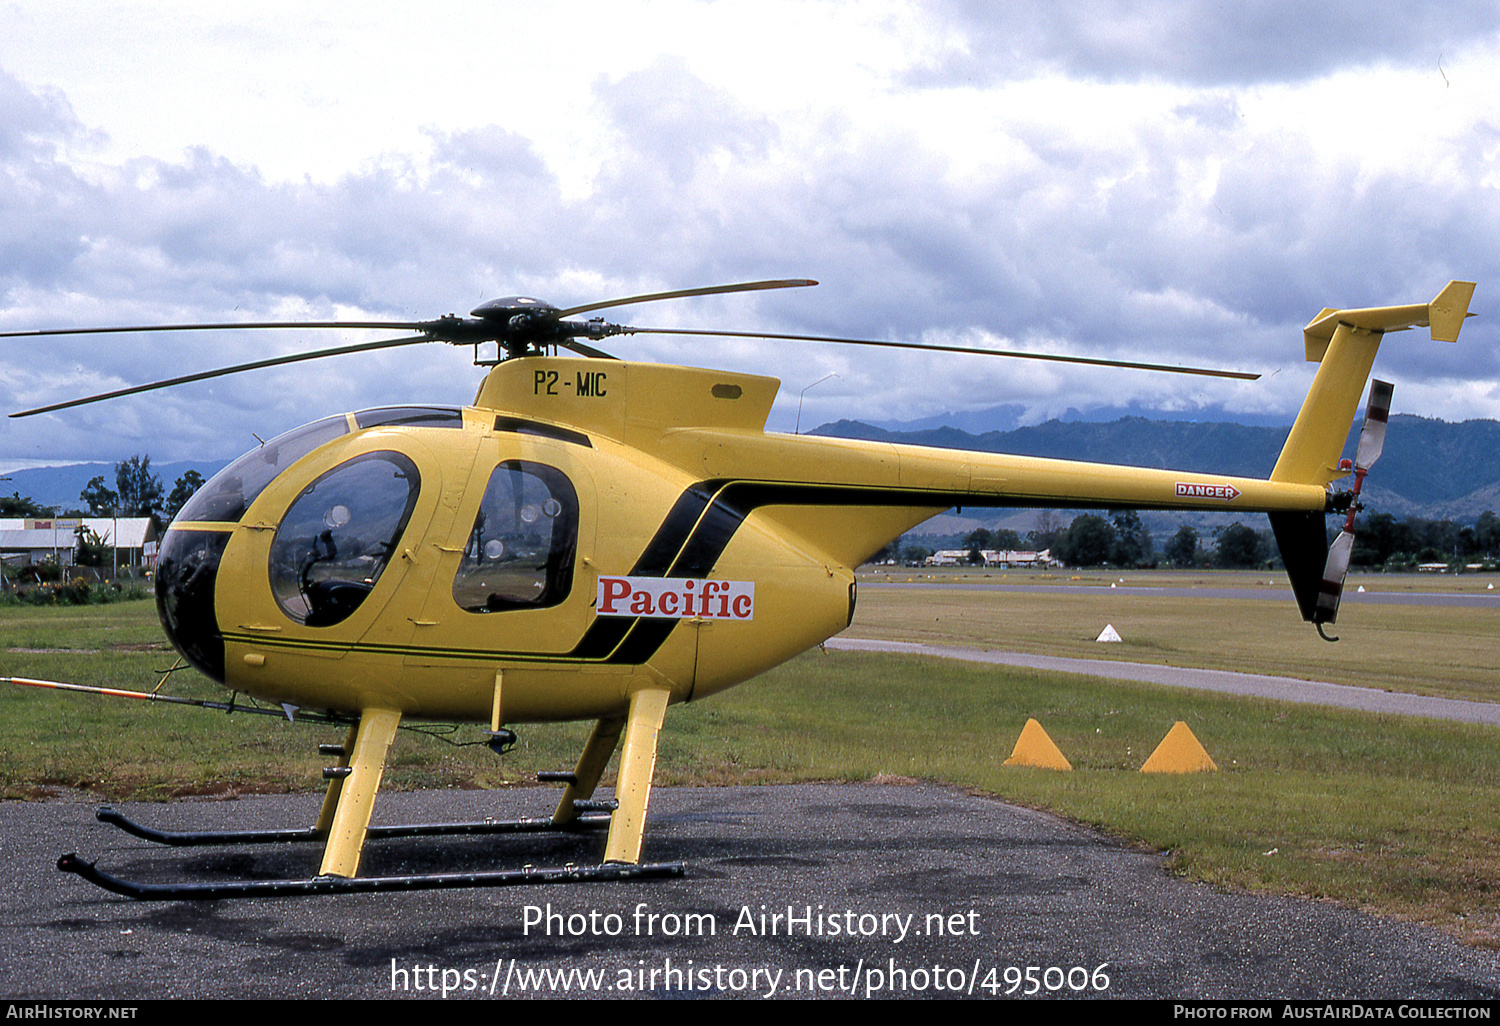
[155, 529, 230, 684]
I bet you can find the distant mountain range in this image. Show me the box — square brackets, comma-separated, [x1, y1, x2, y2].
[7, 412, 1498, 525]
[3, 460, 231, 514]
[869, 401, 1299, 434]
[810, 414, 1500, 522]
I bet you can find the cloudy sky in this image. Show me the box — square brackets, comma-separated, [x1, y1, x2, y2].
[2, 1, 1498, 471]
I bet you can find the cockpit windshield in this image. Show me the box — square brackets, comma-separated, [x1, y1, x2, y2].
[172, 407, 462, 525]
[176, 415, 350, 523]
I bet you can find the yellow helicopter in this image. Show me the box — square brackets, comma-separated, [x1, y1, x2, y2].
[1, 277, 1475, 899]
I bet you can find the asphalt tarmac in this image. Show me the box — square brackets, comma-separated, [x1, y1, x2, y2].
[3, 784, 1497, 1001]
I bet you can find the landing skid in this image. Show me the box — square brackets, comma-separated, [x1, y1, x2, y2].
[58, 690, 680, 900]
[57, 852, 683, 900]
[94, 805, 614, 847]
[66, 805, 683, 900]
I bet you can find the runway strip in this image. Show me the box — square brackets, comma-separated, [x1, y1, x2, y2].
[828, 637, 1500, 726]
[861, 581, 1500, 606]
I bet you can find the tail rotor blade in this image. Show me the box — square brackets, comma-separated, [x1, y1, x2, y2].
[1314, 530, 1355, 630]
[1314, 380, 1392, 639]
[1355, 380, 1394, 471]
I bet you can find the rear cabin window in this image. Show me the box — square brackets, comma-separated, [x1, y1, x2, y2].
[452, 462, 577, 612]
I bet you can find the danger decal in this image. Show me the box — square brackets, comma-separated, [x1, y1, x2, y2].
[597, 576, 755, 620]
[1175, 482, 1242, 502]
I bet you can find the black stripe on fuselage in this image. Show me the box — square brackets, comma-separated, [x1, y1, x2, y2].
[596, 474, 1310, 665]
[630, 483, 718, 576]
[601, 479, 986, 663]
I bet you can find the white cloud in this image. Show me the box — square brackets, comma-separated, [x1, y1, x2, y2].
[0, 2, 1497, 468]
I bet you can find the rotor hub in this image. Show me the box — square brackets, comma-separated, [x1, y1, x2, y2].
[471, 296, 560, 321]
[459, 296, 593, 359]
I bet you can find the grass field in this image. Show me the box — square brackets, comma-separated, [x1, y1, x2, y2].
[2, 578, 1498, 947]
[852, 567, 1500, 703]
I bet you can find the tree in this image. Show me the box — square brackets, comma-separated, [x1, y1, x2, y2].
[1027, 511, 1064, 553]
[1351, 511, 1398, 566]
[900, 544, 933, 565]
[0, 491, 49, 517]
[991, 528, 1022, 551]
[1108, 510, 1152, 567]
[1477, 511, 1500, 557]
[114, 455, 164, 518]
[1164, 524, 1200, 567]
[75, 525, 109, 567]
[1215, 522, 1267, 567]
[164, 470, 205, 521]
[80, 476, 119, 516]
[1055, 514, 1115, 566]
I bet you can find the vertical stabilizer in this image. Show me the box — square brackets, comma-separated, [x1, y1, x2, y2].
[1271, 281, 1473, 486]
[1429, 280, 1476, 343]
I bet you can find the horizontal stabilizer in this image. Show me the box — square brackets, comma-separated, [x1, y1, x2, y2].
[1303, 280, 1475, 362]
[1275, 285, 1475, 486]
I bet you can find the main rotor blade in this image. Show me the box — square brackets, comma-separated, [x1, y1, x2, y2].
[554, 279, 818, 319]
[10, 335, 432, 418]
[623, 327, 1261, 380]
[0, 320, 425, 340]
[557, 338, 619, 360]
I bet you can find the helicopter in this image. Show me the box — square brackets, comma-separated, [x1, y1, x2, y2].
[0, 277, 1475, 899]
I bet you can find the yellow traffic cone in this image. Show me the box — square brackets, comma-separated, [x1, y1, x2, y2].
[1004, 719, 1072, 771]
[1140, 721, 1218, 773]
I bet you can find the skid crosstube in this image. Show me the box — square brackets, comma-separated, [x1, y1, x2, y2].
[57, 852, 685, 900]
[94, 806, 613, 847]
[62, 695, 676, 900]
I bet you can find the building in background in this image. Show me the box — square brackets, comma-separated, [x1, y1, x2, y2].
[0, 518, 158, 571]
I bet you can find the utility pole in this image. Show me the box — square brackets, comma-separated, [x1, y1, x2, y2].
[0, 477, 8, 592]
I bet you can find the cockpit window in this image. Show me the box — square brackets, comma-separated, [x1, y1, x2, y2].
[176, 415, 350, 523]
[453, 462, 577, 613]
[354, 406, 464, 430]
[269, 451, 421, 627]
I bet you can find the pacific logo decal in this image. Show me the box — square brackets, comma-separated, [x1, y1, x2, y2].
[597, 576, 755, 620]
[1175, 481, 1242, 502]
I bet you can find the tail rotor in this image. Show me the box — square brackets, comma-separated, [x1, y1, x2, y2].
[1313, 380, 1393, 640]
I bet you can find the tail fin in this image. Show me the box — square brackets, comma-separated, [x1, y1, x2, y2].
[1269, 510, 1330, 622]
[1270, 281, 1474, 486]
